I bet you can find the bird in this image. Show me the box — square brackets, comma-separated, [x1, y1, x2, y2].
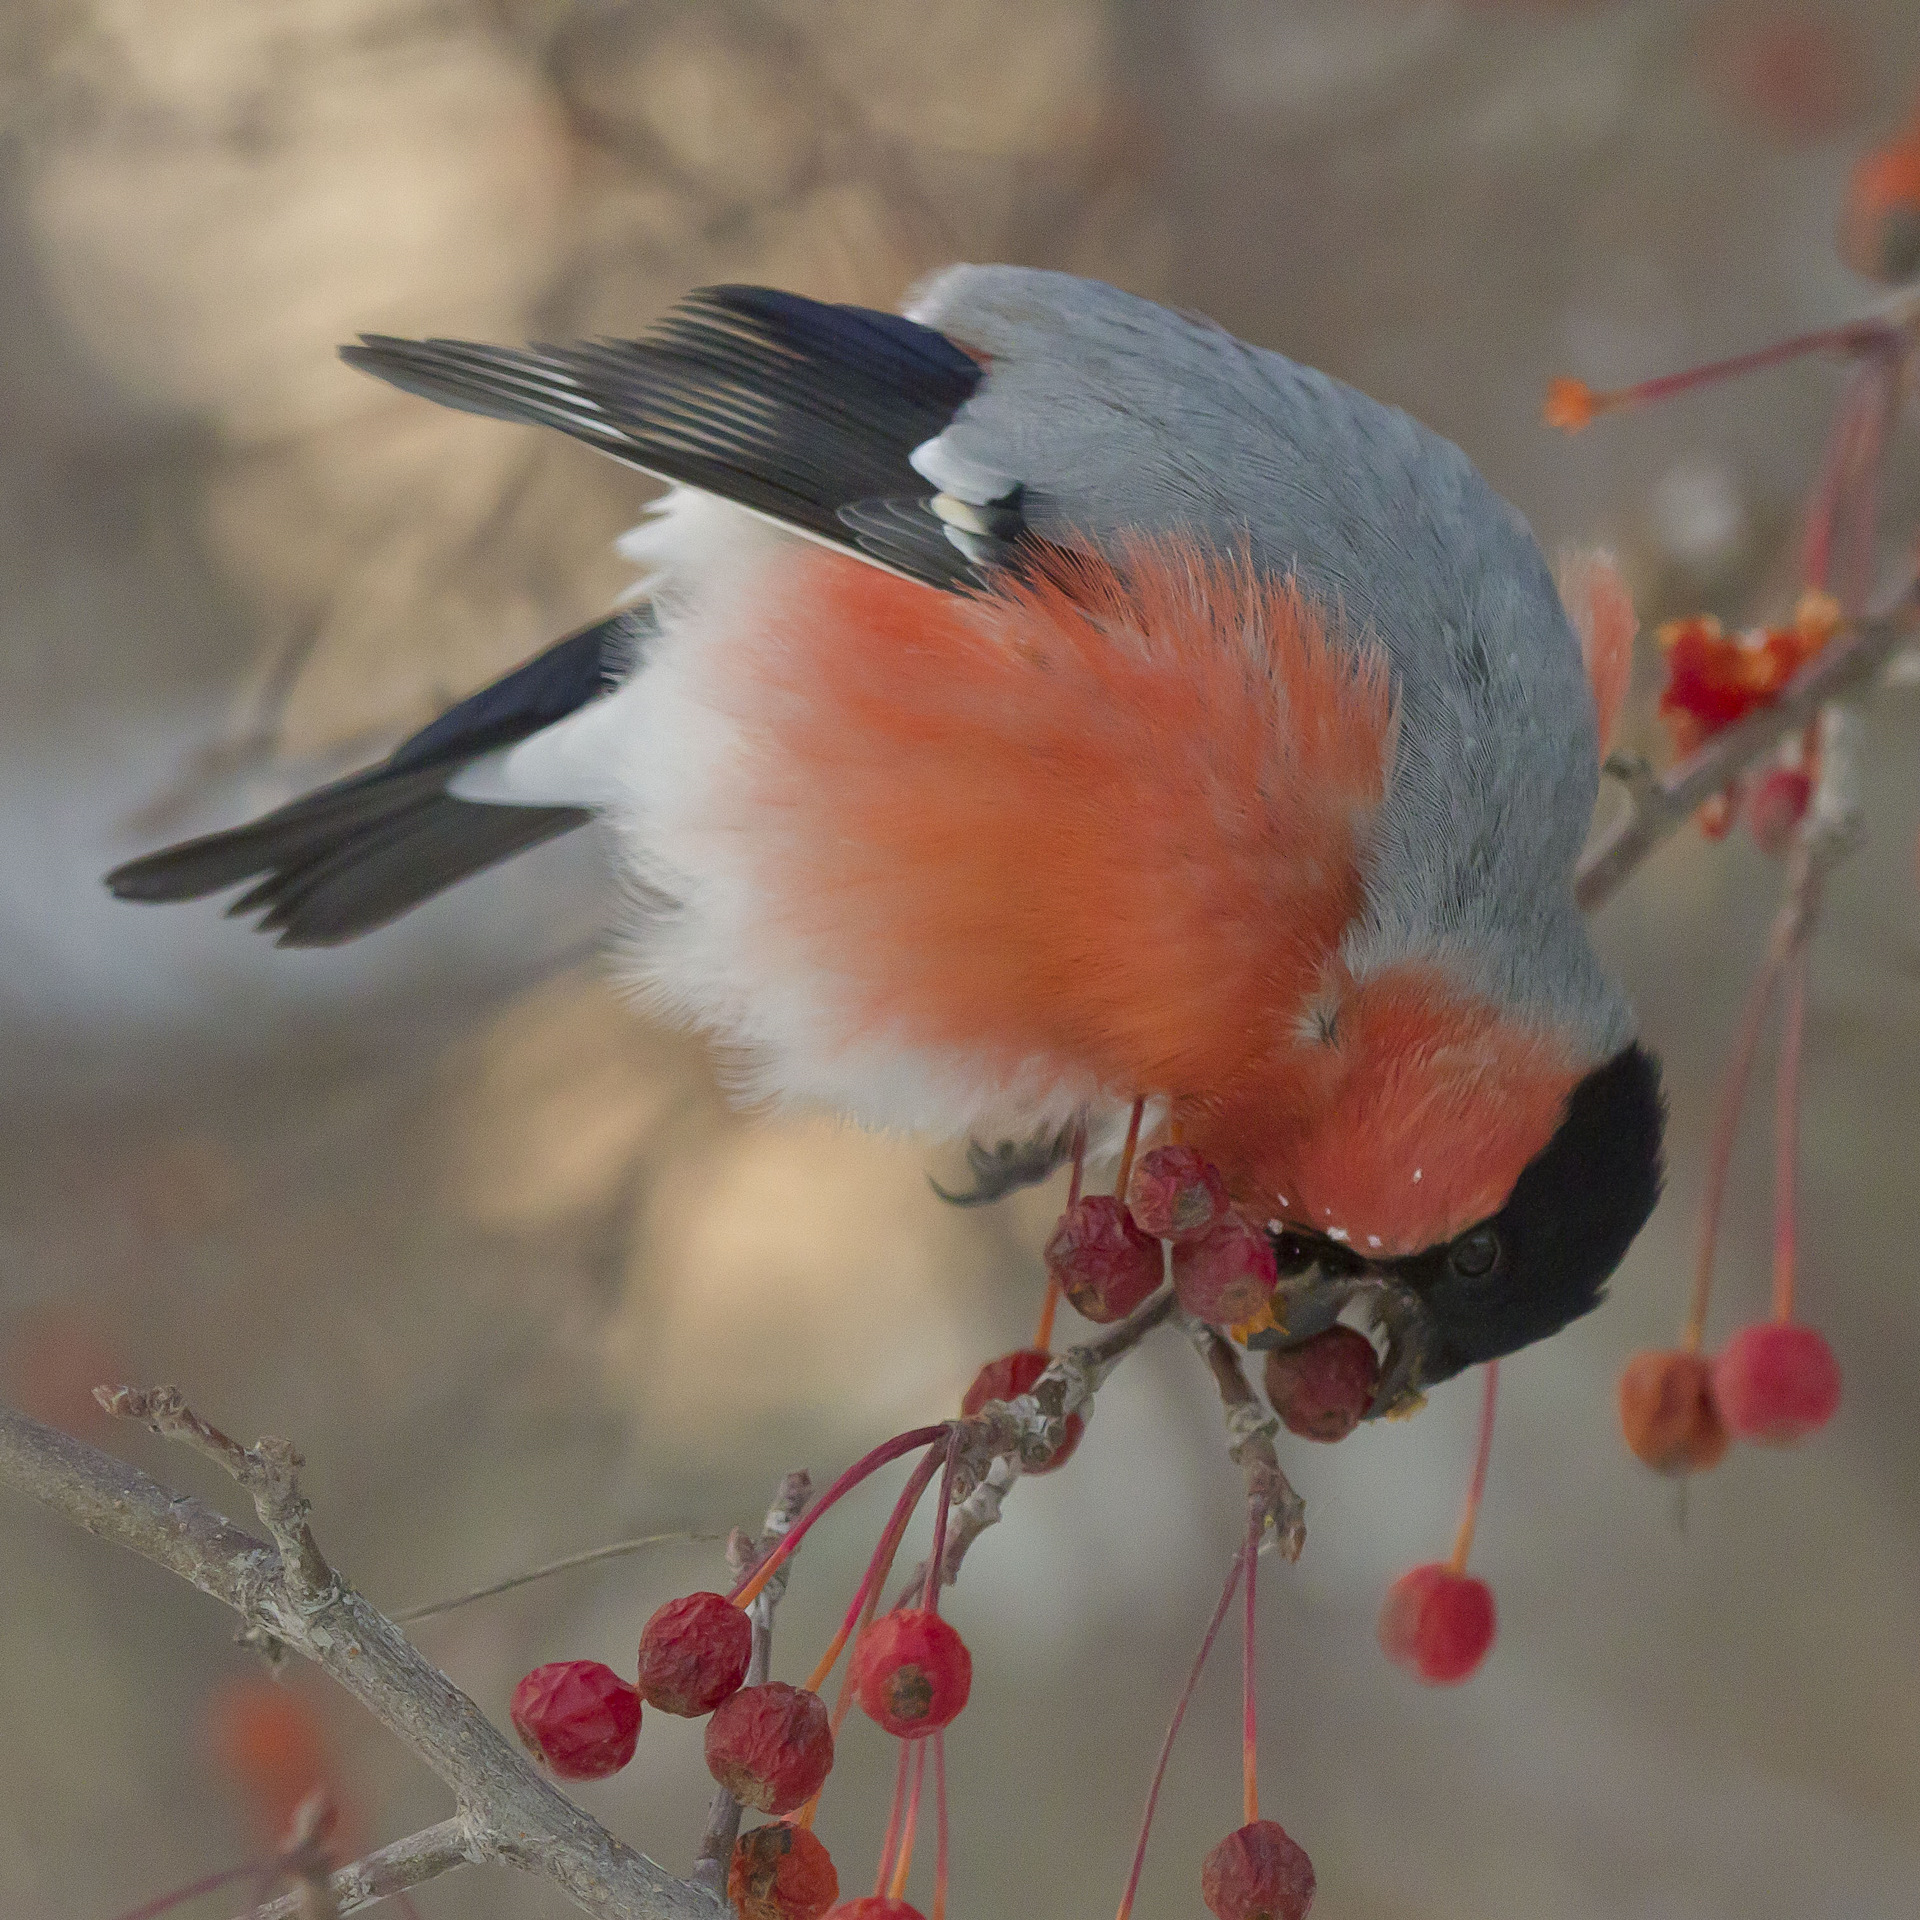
[106, 266, 1664, 1407]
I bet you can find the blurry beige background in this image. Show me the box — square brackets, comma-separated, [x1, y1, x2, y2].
[3, 2, 1919, 1916]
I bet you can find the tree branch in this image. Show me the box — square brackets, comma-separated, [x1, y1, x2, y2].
[247, 1819, 480, 1920]
[1181, 1315, 1306, 1562]
[1575, 586, 1918, 912]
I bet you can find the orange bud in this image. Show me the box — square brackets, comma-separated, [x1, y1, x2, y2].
[1543, 377, 1598, 433]
[1618, 1349, 1729, 1475]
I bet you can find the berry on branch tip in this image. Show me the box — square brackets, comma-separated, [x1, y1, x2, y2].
[1710, 1322, 1842, 1444]
[1377, 1564, 1496, 1686]
[1045, 1195, 1162, 1323]
[1543, 376, 1598, 433]
[961, 1348, 1085, 1471]
[509, 1661, 641, 1780]
[729, 1822, 839, 1920]
[1263, 1326, 1380, 1443]
[851, 1608, 972, 1738]
[637, 1590, 753, 1717]
[1172, 1216, 1278, 1329]
[1126, 1144, 1230, 1243]
[705, 1682, 835, 1814]
[1200, 1819, 1317, 1920]
[1617, 1348, 1730, 1475]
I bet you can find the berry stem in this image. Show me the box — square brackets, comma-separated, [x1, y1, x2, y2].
[922, 1427, 962, 1614]
[933, 1732, 950, 1920]
[1446, 1361, 1500, 1577]
[728, 1425, 950, 1609]
[1772, 945, 1810, 1326]
[1034, 1277, 1061, 1354]
[888, 1735, 930, 1898]
[874, 1738, 914, 1898]
[108, 1862, 259, 1920]
[1242, 1497, 1260, 1827]
[1067, 1119, 1087, 1208]
[1114, 1098, 1146, 1203]
[1113, 1538, 1248, 1920]
[1684, 950, 1787, 1352]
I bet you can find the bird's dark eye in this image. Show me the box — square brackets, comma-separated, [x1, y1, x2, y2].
[1449, 1227, 1501, 1279]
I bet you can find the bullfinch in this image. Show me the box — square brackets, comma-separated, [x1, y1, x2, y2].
[107, 266, 1664, 1408]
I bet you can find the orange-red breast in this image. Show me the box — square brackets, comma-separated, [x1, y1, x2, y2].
[107, 269, 1663, 1402]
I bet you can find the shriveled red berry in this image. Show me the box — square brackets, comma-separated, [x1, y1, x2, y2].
[1710, 1322, 1841, 1444]
[1378, 1564, 1496, 1686]
[1045, 1196, 1162, 1323]
[824, 1902, 925, 1920]
[509, 1660, 641, 1780]
[1126, 1144, 1229, 1243]
[1263, 1327, 1379, 1442]
[705, 1682, 834, 1814]
[1200, 1818, 1316, 1920]
[729, 1822, 839, 1920]
[960, 1348, 1084, 1472]
[851, 1608, 972, 1738]
[637, 1591, 753, 1716]
[1746, 766, 1811, 857]
[1172, 1215, 1277, 1328]
[1617, 1349, 1729, 1474]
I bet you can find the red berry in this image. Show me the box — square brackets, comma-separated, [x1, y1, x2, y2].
[1172, 1216, 1277, 1328]
[1710, 1322, 1841, 1444]
[960, 1348, 1085, 1471]
[1746, 766, 1811, 857]
[1263, 1327, 1379, 1442]
[509, 1661, 641, 1780]
[705, 1683, 834, 1814]
[851, 1608, 972, 1738]
[637, 1591, 753, 1717]
[1126, 1145, 1229, 1243]
[729, 1822, 839, 1920]
[824, 1903, 925, 1920]
[1377, 1564, 1496, 1686]
[1045, 1196, 1162, 1323]
[1617, 1349, 1729, 1474]
[1200, 1819, 1316, 1920]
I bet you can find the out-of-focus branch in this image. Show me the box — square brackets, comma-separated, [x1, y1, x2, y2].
[1181, 1315, 1306, 1563]
[691, 1472, 812, 1899]
[0, 1397, 716, 1920]
[248, 1819, 480, 1920]
[1576, 586, 1919, 913]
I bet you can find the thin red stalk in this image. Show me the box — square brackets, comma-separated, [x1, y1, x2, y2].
[1113, 1540, 1248, 1920]
[932, 1732, 950, 1920]
[888, 1735, 930, 1899]
[1838, 357, 1903, 616]
[1040, 1121, 1090, 1352]
[1684, 952, 1787, 1351]
[108, 1862, 259, 1920]
[1241, 1499, 1260, 1826]
[1067, 1120, 1087, 1208]
[1447, 1361, 1500, 1576]
[728, 1425, 950, 1607]
[1585, 320, 1901, 419]
[922, 1427, 962, 1614]
[1773, 947, 1810, 1325]
[875, 1738, 914, 1898]
[1114, 1098, 1145, 1202]
[804, 1446, 946, 1697]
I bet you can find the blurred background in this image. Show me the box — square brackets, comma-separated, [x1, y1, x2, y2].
[3, 2, 1919, 1916]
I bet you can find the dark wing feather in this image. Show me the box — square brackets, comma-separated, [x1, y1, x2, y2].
[340, 285, 1004, 587]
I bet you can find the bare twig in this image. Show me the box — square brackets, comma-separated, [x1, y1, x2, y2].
[1181, 1316, 1306, 1562]
[1576, 587, 1918, 912]
[396, 1530, 727, 1624]
[691, 1473, 812, 1899]
[0, 1399, 715, 1920]
[247, 1820, 479, 1920]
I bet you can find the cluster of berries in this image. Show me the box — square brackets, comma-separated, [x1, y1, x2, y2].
[1620, 1322, 1841, 1475]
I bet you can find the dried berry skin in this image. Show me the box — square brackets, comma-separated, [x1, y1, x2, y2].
[509, 1661, 641, 1780]
[1263, 1327, 1379, 1442]
[960, 1347, 1085, 1472]
[729, 1822, 839, 1920]
[1172, 1216, 1278, 1328]
[1710, 1322, 1842, 1444]
[637, 1591, 753, 1717]
[1618, 1349, 1729, 1474]
[1200, 1818, 1317, 1920]
[1045, 1196, 1162, 1323]
[1377, 1564, 1496, 1686]
[1126, 1145, 1230, 1243]
[705, 1683, 834, 1814]
[823, 1902, 926, 1920]
[851, 1608, 972, 1738]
